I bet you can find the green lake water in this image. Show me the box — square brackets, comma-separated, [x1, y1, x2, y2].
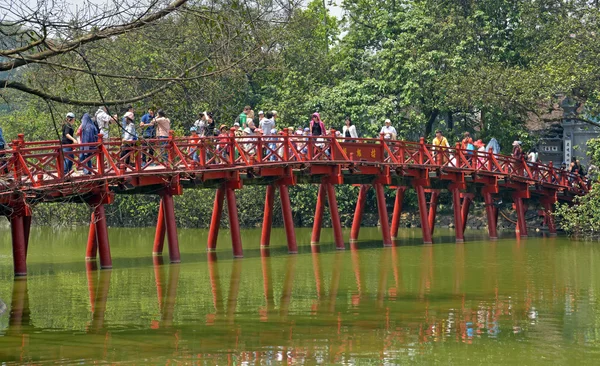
[0, 226, 599, 364]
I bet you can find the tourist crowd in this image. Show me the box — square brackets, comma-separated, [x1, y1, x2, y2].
[48, 105, 592, 183]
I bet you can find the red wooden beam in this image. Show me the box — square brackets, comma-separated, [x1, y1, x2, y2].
[207, 186, 225, 251]
[414, 184, 433, 244]
[279, 184, 298, 254]
[311, 184, 326, 245]
[326, 183, 345, 250]
[374, 183, 392, 247]
[350, 184, 369, 242]
[153, 200, 166, 256]
[260, 185, 276, 248]
[226, 187, 243, 258]
[390, 187, 406, 239]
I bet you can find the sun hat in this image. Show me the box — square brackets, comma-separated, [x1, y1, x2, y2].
[190, 126, 198, 132]
[272, 110, 278, 115]
[385, 119, 391, 123]
[258, 111, 264, 115]
[220, 124, 228, 130]
[66, 112, 75, 119]
[233, 122, 240, 127]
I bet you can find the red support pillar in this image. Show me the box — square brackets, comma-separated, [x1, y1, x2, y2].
[86, 212, 98, 260]
[461, 194, 472, 234]
[162, 194, 181, 263]
[94, 204, 112, 269]
[153, 200, 166, 256]
[260, 185, 276, 248]
[513, 197, 528, 238]
[428, 191, 440, 236]
[483, 192, 498, 239]
[350, 184, 369, 242]
[226, 187, 243, 258]
[10, 215, 27, 277]
[374, 183, 392, 247]
[23, 215, 31, 255]
[310, 184, 326, 245]
[207, 186, 225, 251]
[542, 201, 557, 236]
[415, 185, 433, 244]
[451, 188, 464, 242]
[326, 183, 345, 250]
[390, 187, 405, 239]
[279, 184, 298, 254]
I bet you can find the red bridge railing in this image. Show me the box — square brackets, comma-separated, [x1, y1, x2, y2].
[0, 132, 588, 195]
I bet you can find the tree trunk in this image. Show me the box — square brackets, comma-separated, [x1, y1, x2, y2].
[424, 109, 440, 139]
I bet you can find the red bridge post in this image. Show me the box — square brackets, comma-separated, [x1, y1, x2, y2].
[512, 192, 529, 238]
[162, 193, 181, 263]
[279, 184, 298, 254]
[260, 184, 276, 248]
[225, 186, 243, 258]
[86, 212, 98, 260]
[350, 184, 369, 242]
[153, 200, 166, 256]
[461, 193, 474, 234]
[207, 186, 225, 251]
[326, 183, 345, 250]
[483, 191, 498, 239]
[311, 184, 326, 245]
[94, 203, 112, 269]
[374, 183, 392, 247]
[390, 187, 406, 240]
[415, 184, 433, 244]
[10, 215, 27, 277]
[541, 197, 557, 235]
[428, 190, 440, 236]
[451, 187, 464, 242]
[23, 214, 31, 255]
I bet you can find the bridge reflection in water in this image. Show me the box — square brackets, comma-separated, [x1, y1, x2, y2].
[0, 133, 588, 276]
[1, 236, 598, 364]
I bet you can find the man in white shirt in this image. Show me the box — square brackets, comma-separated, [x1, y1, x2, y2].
[380, 119, 397, 140]
[260, 111, 275, 135]
[95, 106, 117, 139]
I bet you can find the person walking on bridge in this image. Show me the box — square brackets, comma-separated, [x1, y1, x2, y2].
[79, 113, 98, 175]
[380, 119, 397, 140]
[310, 113, 325, 136]
[62, 112, 78, 175]
[432, 130, 449, 165]
[95, 106, 117, 139]
[342, 117, 358, 141]
[147, 109, 171, 164]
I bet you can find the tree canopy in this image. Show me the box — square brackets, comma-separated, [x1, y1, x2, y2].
[1, 0, 600, 147]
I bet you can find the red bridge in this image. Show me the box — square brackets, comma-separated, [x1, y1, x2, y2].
[0, 131, 588, 276]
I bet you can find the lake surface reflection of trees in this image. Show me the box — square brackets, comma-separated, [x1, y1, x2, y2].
[1, 231, 600, 363]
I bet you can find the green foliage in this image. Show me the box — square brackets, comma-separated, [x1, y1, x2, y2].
[556, 138, 600, 238]
[555, 183, 600, 239]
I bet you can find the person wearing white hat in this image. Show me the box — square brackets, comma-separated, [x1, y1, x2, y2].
[257, 110, 266, 128]
[512, 140, 523, 159]
[380, 118, 397, 140]
[62, 112, 78, 175]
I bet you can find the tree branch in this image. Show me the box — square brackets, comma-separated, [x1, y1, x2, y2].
[0, 0, 189, 72]
[0, 45, 258, 106]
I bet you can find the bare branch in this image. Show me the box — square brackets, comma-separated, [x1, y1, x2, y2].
[0, 0, 189, 72]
